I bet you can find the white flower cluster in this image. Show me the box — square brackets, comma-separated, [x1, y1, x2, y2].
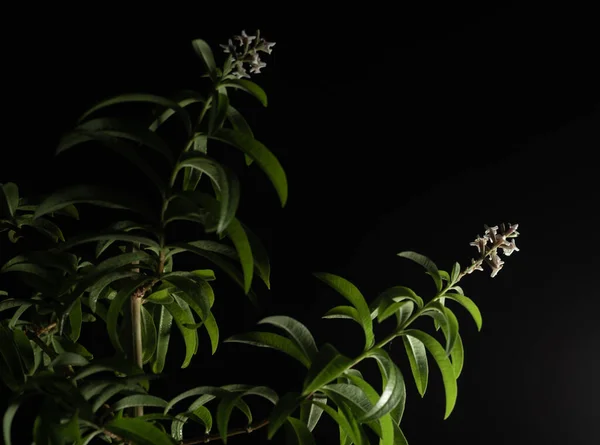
[468, 223, 520, 278]
[220, 30, 276, 79]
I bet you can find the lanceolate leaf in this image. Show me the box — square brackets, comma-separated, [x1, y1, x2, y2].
[397, 251, 442, 292]
[173, 153, 240, 234]
[313, 273, 374, 350]
[79, 93, 192, 137]
[302, 344, 353, 396]
[111, 394, 168, 412]
[322, 305, 360, 323]
[105, 417, 176, 445]
[450, 332, 465, 378]
[221, 79, 268, 107]
[161, 274, 211, 324]
[267, 392, 303, 439]
[192, 39, 217, 81]
[445, 293, 483, 331]
[141, 306, 157, 364]
[402, 329, 457, 419]
[164, 296, 198, 368]
[258, 316, 318, 363]
[59, 232, 160, 251]
[0, 183, 19, 219]
[210, 128, 288, 207]
[241, 222, 271, 288]
[359, 349, 405, 423]
[34, 185, 155, 221]
[0, 326, 25, 391]
[285, 417, 316, 445]
[225, 332, 310, 368]
[402, 335, 429, 397]
[152, 305, 173, 374]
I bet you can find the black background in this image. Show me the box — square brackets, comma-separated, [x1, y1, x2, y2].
[1, 2, 599, 444]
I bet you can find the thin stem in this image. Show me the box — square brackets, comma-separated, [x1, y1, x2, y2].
[130, 243, 144, 418]
[181, 418, 269, 444]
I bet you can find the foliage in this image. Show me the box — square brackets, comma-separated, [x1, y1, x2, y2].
[0, 31, 520, 445]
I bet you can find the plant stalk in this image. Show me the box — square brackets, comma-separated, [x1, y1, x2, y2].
[130, 242, 144, 417]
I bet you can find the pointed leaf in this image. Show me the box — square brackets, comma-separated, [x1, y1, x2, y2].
[12, 329, 35, 375]
[192, 39, 217, 81]
[211, 128, 287, 207]
[164, 296, 198, 368]
[445, 293, 483, 331]
[450, 332, 464, 378]
[112, 394, 168, 411]
[141, 305, 157, 364]
[402, 335, 429, 397]
[105, 417, 176, 445]
[225, 332, 310, 368]
[322, 305, 360, 323]
[258, 315, 318, 363]
[402, 329, 457, 419]
[151, 305, 173, 373]
[80, 93, 192, 137]
[267, 392, 302, 439]
[300, 395, 327, 432]
[397, 251, 442, 292]
[221, 79, 268, 106]
[0, 183, 19, 218]
[314, 273, 374, 350]
[51, 352, 90, 367]
[286, 417, 316, 445]
[302, 344, 352, 395]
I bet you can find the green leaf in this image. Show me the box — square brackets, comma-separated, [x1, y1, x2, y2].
[61, 117, 174, 164]
[164, 295, 198, 368]
[146, 288, 175, 305]
[402, 335, 428, 397]
[300, 395, 327, 432]
[191, 193, 253, 292]
[107, 277, 155, 353]
[3, 396, 30, 445]
[451, 262, 461, 283]
[221, 79, 268, 107]
[241, 222, 271, 288]
[370, 286, 424, 318]
[267, 392, 302, 439]
[286, 417, 316, 445]
[402, 329, 457, 419]
[312, 400, 365, 445]
[225, 332, 310, 368]
[302, 344, 353, 395]
[151, 305, 173, 373]
[105, 417, 176, 445]
[0, 183, 19, 219]
[35, 185, 155, 221]
[226, 105, 254, 138]
[0, 326, 25, 391]
[51, 352, 90, 367]
[69, 298, 82, 341]
[59, 232, 159, 251]
[162, 274, 211, 324]
[174, 153, 240, 234]
[445, 293, 483, 331]
[149, 90, 206, 132]
[12, 329, 35, 375]
[313, 273, 374, 350]
[450, 332, 464, 378]
[192, 39, 217, 81]
[321, 383, 372, 416]
[80, 93, 192, 137]
[258, 316, 318, 363]
[141, 305, 157, 364]
[359, 349, 405, 422]
[322, 305, 361, 322]
[397, 251, 442, 292]
[208, 92, 229, 134]
[210, 128, 288, 207]
[112, 394, 168, 411]
[442, 306, 459, 355]
[88, 271, 139, 312]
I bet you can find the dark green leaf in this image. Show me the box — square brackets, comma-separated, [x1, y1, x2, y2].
[0, 326, 25, 391]
[286, 417, 316, 445]
[226, 105, 254, 138]
[112, 394, 168, 411]
[402, 329, 457, 419]
[151, 305, 173, 373]
[51, 352, 90, 367]
[141, 305, 157, 364]
[192, 39, 217, 81]
[300, 395, 327, 432]
[370, 286, 424, 317]
[225, 332, 310, 368]
[241, 222, 270, 288]
[174, 154, 240, 235]
[221, 79, 268, 106]
[210, 128, 287, 207]
[302, 344, 352, 395]
[397, 251, 442, 292]
[35, 185, 155, 221]
[80, 93, 192, 137]
[322, 305, 360, 323]
[209, 92, 229, 134]
[105, 417, 176, 445]
[445, 293, 483, 331]
[267, 392, 302, 439]
[59, 232, 159, 251]
[162, 274, 211, 324]
[258, 315, 318, 363]
[69, 298, 82, 341]
[359, 349, 405, 422]
[450, 332, 464, 378]
[12, 329, 35, 375]
[0, 183, 19, 219]
[164, 295, 198, 368]
[402, 335, 428, 397]
[313, 273, 374, 350]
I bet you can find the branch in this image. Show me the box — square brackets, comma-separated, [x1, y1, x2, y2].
[181, 418, 269, 444]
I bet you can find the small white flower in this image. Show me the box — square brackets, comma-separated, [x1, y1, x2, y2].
[501, 239, 519, 256]
[466, 258, 484, 274]
[469, 235, 489, 254]
[486, 252, 505, 278]
[257, 40, 276, 54]
[250, 60, 267, 74]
